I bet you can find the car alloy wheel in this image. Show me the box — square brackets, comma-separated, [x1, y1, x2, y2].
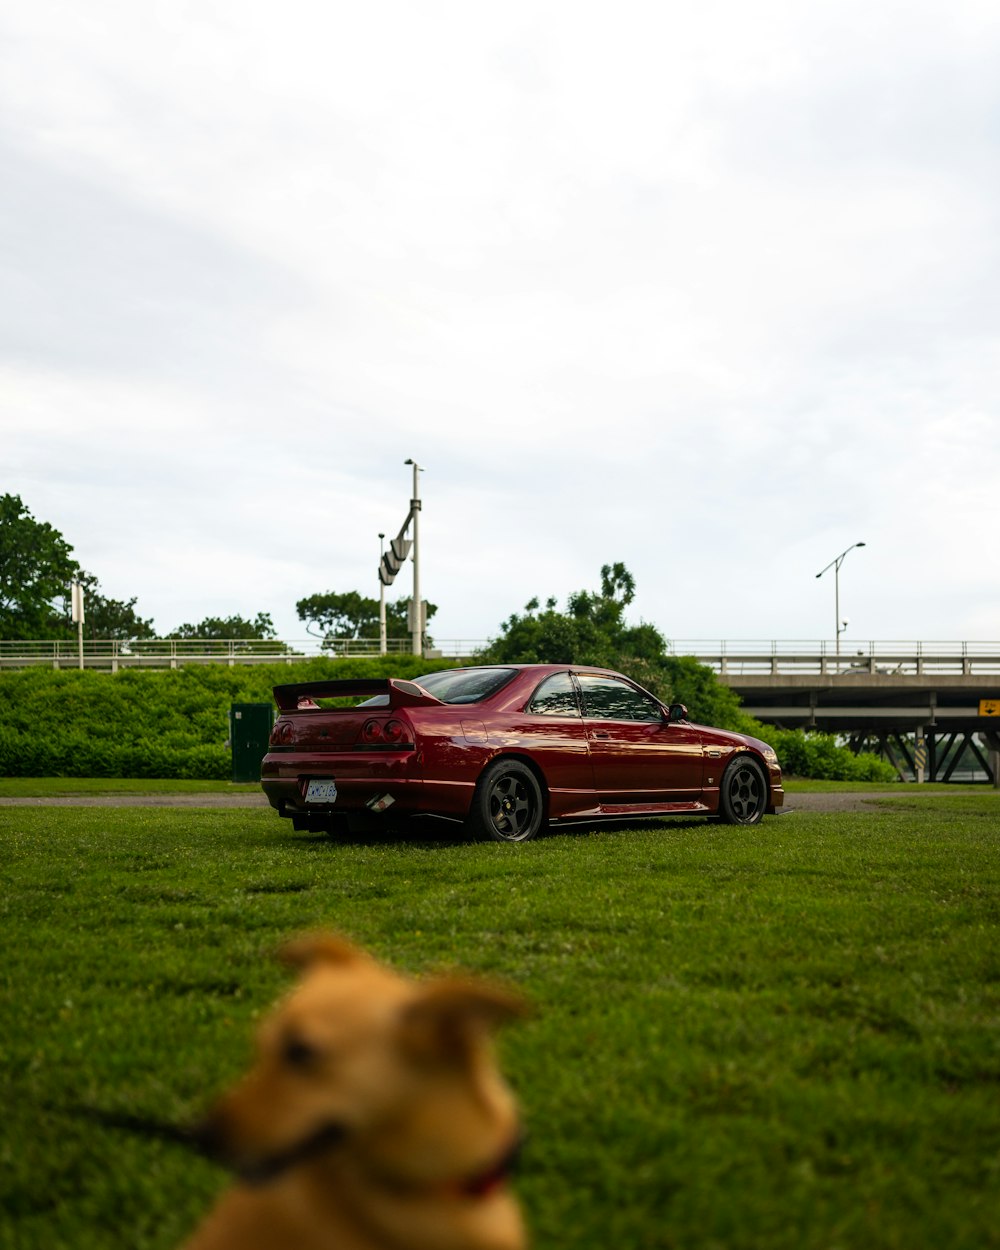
[719, 754, 767, 825]
[471, 759, 544, 843]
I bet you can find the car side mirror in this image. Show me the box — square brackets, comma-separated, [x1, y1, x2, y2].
[668, 703, 689, 723]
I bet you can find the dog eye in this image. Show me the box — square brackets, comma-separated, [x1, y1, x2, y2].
[281, 1035, 321, 1069]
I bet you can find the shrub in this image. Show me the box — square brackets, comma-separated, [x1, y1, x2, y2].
[0, 657, 455, 779]
[768, 727, 897, 782]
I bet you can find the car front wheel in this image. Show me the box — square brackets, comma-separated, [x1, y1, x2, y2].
[718, 754, 767, 825]
[468, 759, 544, 843]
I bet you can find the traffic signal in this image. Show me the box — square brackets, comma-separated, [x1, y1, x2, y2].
[379, 535, 412, 586]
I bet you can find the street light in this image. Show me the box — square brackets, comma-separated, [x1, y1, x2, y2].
[71, 578, 85, 670]
[404, 459, 423, 657]
[816, 542, 866, 664]
[378, 532, 386, 655]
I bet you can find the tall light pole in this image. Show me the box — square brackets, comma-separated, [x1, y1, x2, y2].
[378, 532, 387, 654]
[816, 542, 866, 664]
[404, 459, 423, 657]
[71, 578, 85, 670]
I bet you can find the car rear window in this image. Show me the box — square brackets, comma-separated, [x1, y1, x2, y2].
[413, 667, 517, 704]
[527, 672, 581, 716]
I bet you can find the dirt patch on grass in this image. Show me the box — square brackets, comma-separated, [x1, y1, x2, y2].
[783, 791, 911, 813]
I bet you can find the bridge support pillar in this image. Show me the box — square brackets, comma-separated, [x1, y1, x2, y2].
[915, 726, 926, 784]
[987, 732, 1000, 790]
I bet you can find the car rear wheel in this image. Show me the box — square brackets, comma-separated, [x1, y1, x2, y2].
[468, 760, 544, 843]
[718, 754, 767, 825]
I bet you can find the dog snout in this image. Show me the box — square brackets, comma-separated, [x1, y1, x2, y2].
[190, 1102, 350, 1186]
[189, 1110, 232, 1164]
[188, 1109, 277, 1184]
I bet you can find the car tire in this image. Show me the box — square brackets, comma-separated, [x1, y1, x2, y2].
[718, 754, 767, 825]
[467, 759, 545, 843]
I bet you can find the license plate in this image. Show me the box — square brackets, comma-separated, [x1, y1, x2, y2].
[305, 779, 338, 804]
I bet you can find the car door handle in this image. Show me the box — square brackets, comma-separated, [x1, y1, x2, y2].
[591, 731, 609, 739]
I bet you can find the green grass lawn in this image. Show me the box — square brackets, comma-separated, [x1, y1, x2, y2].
[1, 794, 998, 1249]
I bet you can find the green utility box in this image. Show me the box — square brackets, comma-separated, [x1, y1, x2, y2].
[230, 703, 274, 783]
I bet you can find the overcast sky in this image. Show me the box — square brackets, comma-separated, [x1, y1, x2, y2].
[3, 0, 998, 647]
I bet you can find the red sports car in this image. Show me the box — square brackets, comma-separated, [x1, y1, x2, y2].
[261, 664, 783, 841]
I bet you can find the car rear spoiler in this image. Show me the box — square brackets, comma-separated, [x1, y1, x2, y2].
[272, 679, 444, 712]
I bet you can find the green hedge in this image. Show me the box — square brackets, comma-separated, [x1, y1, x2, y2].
[0, 727, 228, 779]
[767, 727, 897, 782]
[0, 659, 454, 780]
[0, 658, 896, 782]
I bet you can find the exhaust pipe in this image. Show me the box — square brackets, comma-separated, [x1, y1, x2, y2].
[365, 794, 396, 814]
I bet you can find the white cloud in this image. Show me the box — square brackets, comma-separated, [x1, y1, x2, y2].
[2, 0, 998, 645]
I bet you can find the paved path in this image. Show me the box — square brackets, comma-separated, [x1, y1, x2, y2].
[0, 790, 917, 811]
[780, 791, 903, 813]
[0, 793, 269, 807]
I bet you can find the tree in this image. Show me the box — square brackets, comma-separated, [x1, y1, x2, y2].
[164, 613, 287, 655]
[296, 591, 379, 640]
[481, 562, 757, 726]
[296, 591, 438, 645]
[480, 563, 671, 697]
[0, 494, 79, 639]
[660, 653, 751, 732]
[167, 613, 278, 640]
[1, 495, 159, 642]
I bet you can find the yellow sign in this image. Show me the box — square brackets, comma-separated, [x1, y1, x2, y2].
[980, 699, 1000, 717]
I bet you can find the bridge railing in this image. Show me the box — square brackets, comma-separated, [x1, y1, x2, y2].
[668, 640, 1000, 678]
[2, 638, 998, 675]
[0, 638, 490, 671]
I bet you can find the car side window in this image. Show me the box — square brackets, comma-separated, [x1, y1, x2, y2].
[527, 672, 581, 716]
[578, 675, 663, 722]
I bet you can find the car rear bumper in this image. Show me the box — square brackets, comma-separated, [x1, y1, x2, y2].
[260, 749, 475, 821]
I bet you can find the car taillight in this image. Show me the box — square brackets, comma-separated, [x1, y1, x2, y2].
[279, 723, 294, 744]
[361, 718, 411, 746]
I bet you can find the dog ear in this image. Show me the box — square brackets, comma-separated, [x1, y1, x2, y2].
[279, 933, 365, 970]
[399, 978, 528, 1059]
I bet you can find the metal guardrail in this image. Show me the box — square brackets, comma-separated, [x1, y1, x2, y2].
[669, 640, 1000, 678]
[1, 637, 998, 674]
[0, 638, 491, 671]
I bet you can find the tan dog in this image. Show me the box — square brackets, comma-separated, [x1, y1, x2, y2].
[183, 935, 527, 1250]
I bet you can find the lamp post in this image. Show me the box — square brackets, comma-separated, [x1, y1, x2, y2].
[71, 578, 85, 670]
[815, 542, 866, 665]
[404, 459, 423, 657]
[378, 532, 386, 655]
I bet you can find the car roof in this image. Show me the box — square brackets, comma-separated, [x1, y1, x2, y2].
[431, 663, 625, 676]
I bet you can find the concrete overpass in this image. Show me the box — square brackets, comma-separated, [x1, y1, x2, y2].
[673, 641, 1000, 784]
